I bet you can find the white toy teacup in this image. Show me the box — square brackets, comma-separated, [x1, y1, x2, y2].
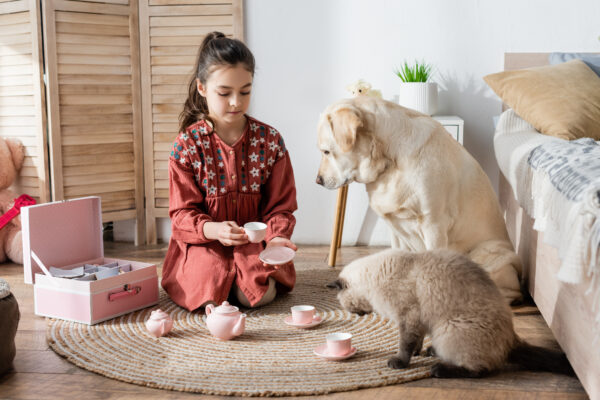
[243, 222, 267, 243]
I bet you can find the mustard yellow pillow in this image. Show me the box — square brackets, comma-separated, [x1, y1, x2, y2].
[484, 59, 600, 140]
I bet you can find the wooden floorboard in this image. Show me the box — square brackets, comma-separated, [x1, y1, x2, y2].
[0, 242, 588, 399]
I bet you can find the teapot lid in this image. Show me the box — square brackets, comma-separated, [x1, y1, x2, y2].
[213, 301, 239, 314]
[150, 309, 170, 320]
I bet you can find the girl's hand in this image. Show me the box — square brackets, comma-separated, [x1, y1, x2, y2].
[263, 237, 297, 269]
[204, 221, 249, 246]
[265, 237, 298, 251]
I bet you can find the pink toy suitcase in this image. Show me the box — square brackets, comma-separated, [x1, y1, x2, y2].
[22, 197, 158, 324]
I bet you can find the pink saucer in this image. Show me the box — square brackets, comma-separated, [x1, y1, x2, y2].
[314, 344, 357, 361]
[259, 247, 296, 265]
[284, 315, 323, 328]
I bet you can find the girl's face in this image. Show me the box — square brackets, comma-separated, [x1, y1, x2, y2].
[197, 64, 253, 126]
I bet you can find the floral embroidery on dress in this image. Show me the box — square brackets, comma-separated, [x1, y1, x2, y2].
[170, 118, 287, 198]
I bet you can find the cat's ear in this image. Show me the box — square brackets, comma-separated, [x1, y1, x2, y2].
[326, 279, 347, 290]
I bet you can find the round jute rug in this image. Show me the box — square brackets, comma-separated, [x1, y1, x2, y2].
[47, 268, 435, 396]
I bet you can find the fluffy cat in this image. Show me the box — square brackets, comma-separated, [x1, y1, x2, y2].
[328, 249, 574, 378]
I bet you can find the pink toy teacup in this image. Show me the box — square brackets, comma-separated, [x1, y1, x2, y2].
[243, 222, 267, 243]
[326, 332, 353, 356]
[291, 305, 315, 324]
[145, 309, 174, 338]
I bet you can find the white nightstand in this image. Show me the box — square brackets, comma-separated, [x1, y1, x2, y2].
[432, 115, 464, 145]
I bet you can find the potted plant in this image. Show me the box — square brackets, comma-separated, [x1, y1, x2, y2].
[394, 60, 438, 115]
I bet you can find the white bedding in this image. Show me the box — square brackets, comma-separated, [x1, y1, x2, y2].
[494, 109, 600, 319]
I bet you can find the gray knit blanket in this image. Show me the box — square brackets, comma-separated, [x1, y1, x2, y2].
[527, 137, 600, 285]
[494, 109, 600, 332]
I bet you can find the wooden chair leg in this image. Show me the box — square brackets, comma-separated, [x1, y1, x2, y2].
[328, 186, 348, 267]
[336, 185, 348, 249]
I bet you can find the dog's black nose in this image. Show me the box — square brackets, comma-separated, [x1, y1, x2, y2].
[316, 175, 323, 185]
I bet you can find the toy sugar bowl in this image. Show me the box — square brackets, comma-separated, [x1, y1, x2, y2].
[145, 309, 174, 338]
[205, 301, 246, 340]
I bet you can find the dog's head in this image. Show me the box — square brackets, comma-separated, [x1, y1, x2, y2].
[315, 99, 387, 189]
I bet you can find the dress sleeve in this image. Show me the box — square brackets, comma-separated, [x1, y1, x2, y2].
[260, 149, 298, 242]
[169, 157, 214, 244]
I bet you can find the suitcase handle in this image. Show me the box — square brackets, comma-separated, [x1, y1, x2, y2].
[109, 284, 141, 301]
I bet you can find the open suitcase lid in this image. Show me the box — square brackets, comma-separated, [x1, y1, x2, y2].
[22, 197, 104, 284]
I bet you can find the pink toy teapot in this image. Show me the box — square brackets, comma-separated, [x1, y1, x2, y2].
[205, 301, 246, 340]
[145, 309, 174, 338]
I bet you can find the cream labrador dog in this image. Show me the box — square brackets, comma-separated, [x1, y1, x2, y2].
[316, 96, 522, 304]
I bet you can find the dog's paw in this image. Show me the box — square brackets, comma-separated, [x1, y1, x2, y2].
[509, 296, 524, 306]
[387, 356, 409, 369]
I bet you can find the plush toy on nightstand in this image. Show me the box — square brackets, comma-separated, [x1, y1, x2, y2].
[345, 79, 382, 98]
[0, 137, 35, 265]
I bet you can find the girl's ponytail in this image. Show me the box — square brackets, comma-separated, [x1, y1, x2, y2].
[178, 32, 255, 133]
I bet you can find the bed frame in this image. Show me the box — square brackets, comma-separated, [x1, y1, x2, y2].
[500, 53, 600, 399]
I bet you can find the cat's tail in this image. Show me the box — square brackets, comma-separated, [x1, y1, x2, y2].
[508, 340, 575, 376]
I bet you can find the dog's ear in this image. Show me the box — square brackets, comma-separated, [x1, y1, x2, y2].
[326, 278, 347, 290]
[327, 106, 362, 152]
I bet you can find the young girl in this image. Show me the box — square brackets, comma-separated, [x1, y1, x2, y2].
[162, 32, 298, 311]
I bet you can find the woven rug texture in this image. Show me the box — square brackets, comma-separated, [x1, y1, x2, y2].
[47, 268, 435, 396]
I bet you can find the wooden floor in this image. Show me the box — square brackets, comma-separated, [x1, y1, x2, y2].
[0, 242, 588, 399]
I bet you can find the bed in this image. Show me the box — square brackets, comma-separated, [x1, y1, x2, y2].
[489, 53, 600, 399]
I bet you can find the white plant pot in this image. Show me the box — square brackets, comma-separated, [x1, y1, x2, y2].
[398, 82, 438, 115]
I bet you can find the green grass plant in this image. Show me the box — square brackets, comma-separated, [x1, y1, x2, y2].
[394, 60, 433, 82]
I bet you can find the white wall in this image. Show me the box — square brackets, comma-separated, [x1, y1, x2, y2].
[116, 0, 600, 244]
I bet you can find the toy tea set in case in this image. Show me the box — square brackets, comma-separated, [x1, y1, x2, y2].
[22, 197, 158, 325]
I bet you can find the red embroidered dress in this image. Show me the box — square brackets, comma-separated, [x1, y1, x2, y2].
[162, 116, 298, 310]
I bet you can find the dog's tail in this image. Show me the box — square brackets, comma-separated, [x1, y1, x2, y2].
[508, 340, 575, 376]
[468, 239, 524, 305]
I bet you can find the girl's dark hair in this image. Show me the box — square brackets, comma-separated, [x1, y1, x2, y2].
[179, 32, 255, 133]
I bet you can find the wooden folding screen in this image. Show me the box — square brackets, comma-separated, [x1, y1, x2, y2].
[42, 0, 145, 243]
[0, 0, 49, 203]
[139, 0, 244, 243]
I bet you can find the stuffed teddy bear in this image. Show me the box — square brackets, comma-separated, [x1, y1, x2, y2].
[345, 79, 382, 98]
[0, 137, 26, 264]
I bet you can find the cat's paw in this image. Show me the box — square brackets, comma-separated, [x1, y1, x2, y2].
[424, 346, 436, 357]
[430, 362, 446, 378]
[387, 356, 409, 369]
[412, 338, 424, 356]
